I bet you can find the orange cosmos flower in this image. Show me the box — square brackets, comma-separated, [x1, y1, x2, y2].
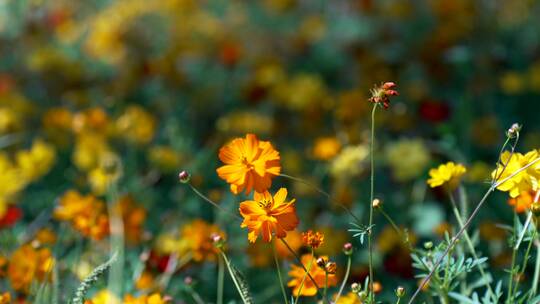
[217, 134, 281, 195]
[288, 254, 337, 297]
[239, 188, 299, 243]
[302, 230, 324, 249]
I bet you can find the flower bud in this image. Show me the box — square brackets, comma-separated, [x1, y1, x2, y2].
[184, 276, 193, 285]
[424, 241, 433, 250]
[372, 198, 382, 209]
[382, 82, 397, 90]
[343, 242, 353, 255]
[396, 286, 405, 297]
[211, 233, 225, 248]
[325, 261, 337, 274]
[316, 257, 327, 268]
[351, 282, 361, 293]
[507, 123, 521, 138]
[178, 170, 191, 183]
[357, 291, 368, 300]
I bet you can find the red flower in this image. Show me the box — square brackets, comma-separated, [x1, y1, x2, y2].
[0, 206, 22, 228]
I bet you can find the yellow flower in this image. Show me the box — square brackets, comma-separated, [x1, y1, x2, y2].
[7, 244, 54, 292]
[54, 190, 109, 240]
[15, 139, 56, 182]
[124, 293, 169, 304]
[72, 132, 111, 171]
[385, 138, 430, 181]
[334, 292, 361, 304]
[88, 290, 121, 304]
[0, 154, 26, 216]
[0, 107, 21, 134]
[115, 106, 156, 145]
[180, 219, 226, 262]
[330, 145, 369, 179]
[147, 146, 182, 173]
[312, 137, 341, 161]
[492, 150, 540, 198]
[427, 162, 467, 189]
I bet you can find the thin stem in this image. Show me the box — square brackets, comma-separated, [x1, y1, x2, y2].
[512, 224, 536, 298]
[368, 104, 377, 303]
[279, 173, 362, 223]
[219, 251, 250, 304]
[334, 255, 351, 303]
[507, 214, 518, 304]
[530, 238, 540, 300]
[323, 272, 329, 303]
[272, 240, 289, 304]
[217, 255, 224, 304]
[378, 207, 411, 250]
[294, 248, 314, 304]
[280, 238, 326, 301]
[447, 190, 495, 300]
[407, 156, 540, 304]
[188, 183, 242, 221]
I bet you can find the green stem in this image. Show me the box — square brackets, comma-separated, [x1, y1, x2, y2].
[448, 190, 495, 300]
[272, 240, 289, 304]
[217, 255, 224, 304]
[323, 271, 329, 303]
[530, 238, 540, 300]
[512, 225, 536, 297]
[378, 207, 411, 250]
[334, 255, 351, 303]
[280, 239, 322, 295]
[220, 251, 250, 304]
[368, 104, 377, 303]
[506, 213, 519, 304]
[294, 248, 314, 304]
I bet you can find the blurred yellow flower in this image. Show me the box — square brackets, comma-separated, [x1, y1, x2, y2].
[330, 145, 369, 179]
[16, 139, 56, 182]
[216, 111, 274, 135]
[312, 137, 341, 161]
[73, 132, 111, 171]
[147, 146, 183, 173]
[0, 107, 21, 134]
[427, 162, 466, 189]
[0, 154, 25, 216]
[54, 190, 109, 240]
[88, 289, 121, 304]
[115, 106, 156, 145]
[87, 152, 122, 195]
[124, 293, 169, 304]
[500, 71, 526, 94]
[180, 219, 226, 262]
[492, 150, 540, 198]
[385, 138, 430, 181]
[7, 244, 54, 292]
[334, 292, 361, 304]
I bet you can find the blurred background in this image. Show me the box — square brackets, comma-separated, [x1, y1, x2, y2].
[1, 0, 540, 302]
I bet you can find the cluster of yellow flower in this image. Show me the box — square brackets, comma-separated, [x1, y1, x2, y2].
[85, 289, 168, 304]
[0, 139, 55, 216]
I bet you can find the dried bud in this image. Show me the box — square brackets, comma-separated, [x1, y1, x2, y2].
[372, 198, 382, 209]
[343, 242, 353, 255]
[424, 241, 433, 250]
[351, 282, 361, 293]
[178, 170, 191, 183]
[184, 276, 193, 285]
[316, 257, 327, 268]
[396, 286, 405, 297]
[507, 123, 521, 138]
[325, 261, 337, 274]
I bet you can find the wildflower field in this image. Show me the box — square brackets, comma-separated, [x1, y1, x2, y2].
[2, 1, 540, 303]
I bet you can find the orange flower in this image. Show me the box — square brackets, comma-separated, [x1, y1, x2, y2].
[217, 134, 281, 195]
[302, 230, 324, 249]
[239, 188, 299, 243]
[288, 254, 337, 297]
[508, 190, 536, 213]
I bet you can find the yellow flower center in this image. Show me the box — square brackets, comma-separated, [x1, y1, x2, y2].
[258, 199, 272, 210]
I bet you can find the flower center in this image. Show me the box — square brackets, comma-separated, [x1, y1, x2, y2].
[241, 156, 254, 170]
[257, 199, 272, 210]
